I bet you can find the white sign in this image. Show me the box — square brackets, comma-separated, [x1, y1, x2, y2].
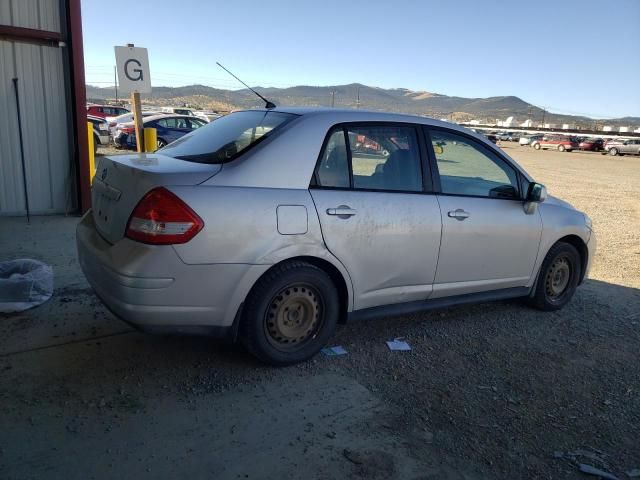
[114, 46, 151, 94]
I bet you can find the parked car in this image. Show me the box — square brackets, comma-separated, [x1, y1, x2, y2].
[87, 115, 109, 154]
[578, 138, 604, 151]
[605, 139, 640, 156]
[77, 108, 595, 365]
[160, 107, 197, 116]
[531, 135, 578, 152]
[520, 134, 544, 146]
[496, 131, 519, 141]
[194, 110, 222, 122]
[106, 111, 160, 138]
[87, 104, 129, 119]
[472, 130, 497, 144]
[114, 114, 208, 150]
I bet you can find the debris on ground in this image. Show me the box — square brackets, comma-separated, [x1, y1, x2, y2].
[342, 448, 363, 465]
[386, 338, 411, 351]
[321, 346, 348, 356]
[578, 463, 619, 480]
[0, 259, 53, 313]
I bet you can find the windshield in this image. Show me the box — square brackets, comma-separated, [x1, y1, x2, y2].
[159, 110, 297, 163]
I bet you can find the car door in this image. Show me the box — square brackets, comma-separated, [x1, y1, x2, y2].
[310, 123, 442, 311]
[623, 140, 640, 154]
[426, 127, 543, 298]
[157, 117, 183, 143]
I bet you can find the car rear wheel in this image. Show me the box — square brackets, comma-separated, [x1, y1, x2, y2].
[558, 145, 565, 152]
[240, 261, 339, 366]
[527, 242, 581, 311]
[533, 143, 541, 150]
[609, 147, 618, 156]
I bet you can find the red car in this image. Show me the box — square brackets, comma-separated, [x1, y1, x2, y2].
[531, 135, 578, 152]
[86, 104, 129, 119]
[579, 138, 604, 151]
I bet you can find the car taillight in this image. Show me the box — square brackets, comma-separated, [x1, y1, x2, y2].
[121, 126, 135, 134]
[125, 187, 204, 245]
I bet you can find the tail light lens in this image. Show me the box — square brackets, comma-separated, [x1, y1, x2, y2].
[125, 187, 204, 245]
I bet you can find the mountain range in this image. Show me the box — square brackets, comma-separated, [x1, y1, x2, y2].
[85, 83, 639, 128]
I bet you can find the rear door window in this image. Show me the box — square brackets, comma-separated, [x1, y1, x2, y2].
[347, 126, 422, 192]
[314, 124, 423, 192]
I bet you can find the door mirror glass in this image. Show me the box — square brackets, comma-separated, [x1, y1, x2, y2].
[527, 182, 547, 202]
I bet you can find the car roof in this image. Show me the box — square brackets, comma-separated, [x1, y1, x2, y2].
[140, 114, 199, 123]
[237, 106, 462, 129]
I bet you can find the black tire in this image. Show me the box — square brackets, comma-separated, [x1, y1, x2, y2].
[240, 261, 339, 366]
[558, 144, 565, 152]
[527, 242, 581, 311]
[609, 147, 618, 156]
[533, 143, 541, 150]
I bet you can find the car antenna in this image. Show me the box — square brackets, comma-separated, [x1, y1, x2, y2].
[216, 62, 276, 109]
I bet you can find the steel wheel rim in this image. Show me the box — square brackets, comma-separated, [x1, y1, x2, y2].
[545, 256, 572, 300]
[264, 283, 323, 351]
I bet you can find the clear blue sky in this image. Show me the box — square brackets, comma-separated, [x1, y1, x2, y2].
[82, 0, 640, 118]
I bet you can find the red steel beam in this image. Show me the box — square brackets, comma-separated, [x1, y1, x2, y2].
[66, 0, 91, 213]
[0, 25, 63, 46]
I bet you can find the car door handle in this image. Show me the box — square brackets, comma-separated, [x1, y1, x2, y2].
[448, 209, 470, 220]
[326, 206, 357, 217]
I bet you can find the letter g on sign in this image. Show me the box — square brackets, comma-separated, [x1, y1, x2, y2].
[124, 59, 143, 82]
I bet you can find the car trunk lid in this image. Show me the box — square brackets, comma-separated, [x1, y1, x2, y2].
[91, 153, 221, 244]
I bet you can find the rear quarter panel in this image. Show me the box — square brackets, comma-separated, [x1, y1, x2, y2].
[170, 185, 354, 308]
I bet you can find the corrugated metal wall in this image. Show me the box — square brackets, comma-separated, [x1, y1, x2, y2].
[0, 0, 75, 215]
[0, 0, 61, 32]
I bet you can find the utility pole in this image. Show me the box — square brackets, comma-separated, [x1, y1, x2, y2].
[541, 107, 546, 128]
[331, 90, 335, 108]
[114, 65, 118, 102]
[356, 86, 360, 109]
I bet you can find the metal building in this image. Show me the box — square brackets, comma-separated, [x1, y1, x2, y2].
[0, 0, 89, 216]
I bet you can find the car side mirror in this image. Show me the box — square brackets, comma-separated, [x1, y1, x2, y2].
[433, 145, 444, 155]
[527, 182, 547, 203]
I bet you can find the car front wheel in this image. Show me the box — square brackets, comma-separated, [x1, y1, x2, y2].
[609, 147, 618, 156]
[533, 143, 541, 150]
[527, 242, 581, 311]
[240, 261, 339, 366]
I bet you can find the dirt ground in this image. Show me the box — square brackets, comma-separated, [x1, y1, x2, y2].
[1, 145, 639, 479]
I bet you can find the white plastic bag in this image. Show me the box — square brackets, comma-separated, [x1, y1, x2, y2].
[0, 259, 53, 313]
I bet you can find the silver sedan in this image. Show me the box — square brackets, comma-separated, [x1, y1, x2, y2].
[77, 108, 596, 365]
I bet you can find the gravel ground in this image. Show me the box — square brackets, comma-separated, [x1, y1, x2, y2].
[1, 145, 639, 479]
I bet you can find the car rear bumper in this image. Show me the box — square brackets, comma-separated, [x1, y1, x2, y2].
[76, 212, 267, 337]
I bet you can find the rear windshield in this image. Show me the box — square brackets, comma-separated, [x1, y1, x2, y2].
[159, 110, 297, 163]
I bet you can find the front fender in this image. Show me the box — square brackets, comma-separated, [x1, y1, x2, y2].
[528, 201, 591, 291]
